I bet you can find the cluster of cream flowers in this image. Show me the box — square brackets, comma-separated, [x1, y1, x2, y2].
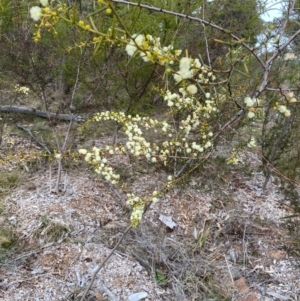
[125, 34, 216, 86]
[173, 57, 199, 82]
[244, 96, 261, 119]
[276, 104, 291, 117]
[30, 6, 42, 21]
[79, 148, 120, 184]
[125, 33, 182, 65]
[272, 91, 297, 118]
[226, 149, 243, 165]
[30, 0, 62, 42]
[126, 194, 145, 227]
[30, 0, 51, 21]
[172, 57, 215, 84]
[247, 136, 256, 148]
[14, 84, 30, 95]
[245, 93, 295, 119]
[88, 98, 215, 164]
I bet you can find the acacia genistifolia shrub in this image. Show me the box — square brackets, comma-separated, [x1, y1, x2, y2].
[29, 0, 299, 227]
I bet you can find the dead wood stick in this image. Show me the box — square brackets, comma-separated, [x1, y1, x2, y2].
[16, 124, 52, 155]
[0, 105, 85, 122]
[80, 226, 132, 301]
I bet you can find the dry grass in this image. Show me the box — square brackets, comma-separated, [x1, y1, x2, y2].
[0, 169, 24, 198]
[0, 169, 24, 261]
[34, 215, 69, 243]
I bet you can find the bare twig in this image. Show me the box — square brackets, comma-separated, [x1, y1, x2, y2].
[79, 226, 132, 301]
[242, 223, 249, 269]
[53, 118, 73, 193]
[16, 123, 51, 155]
[70, 50, 84, 112]
[224, 254, 234, 287]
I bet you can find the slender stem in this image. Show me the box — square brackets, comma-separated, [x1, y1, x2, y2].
[79, 226, 131, 301]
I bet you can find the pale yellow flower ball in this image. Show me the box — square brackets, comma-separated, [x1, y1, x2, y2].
[179, 57, 192, 71]
[78, 149, 87, 155]
[278, 105, 287, 113]
[55, 153, 61, 159]
[244, 97, 254, 107]
[30, 6, 42, 21]
[247, 111, 255, 119]
[204, 141, 212, 148]
[125, 44, 137, 56]
[186, 84, 198, 95]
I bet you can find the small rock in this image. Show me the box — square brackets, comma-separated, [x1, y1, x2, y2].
[31, 269, 45, 274]
[128, 291, 148, 301]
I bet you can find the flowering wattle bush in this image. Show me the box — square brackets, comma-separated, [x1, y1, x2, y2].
[29, 0, 295, 227]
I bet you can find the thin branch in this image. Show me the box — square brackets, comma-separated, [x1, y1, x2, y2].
[16, 124, 51, 155]
[70, 49, 84, 112]
[267, 28, 300, 64]
[62, 119, 74, 151]
[201, 3, 212, 69]
[213, 109, 245, 140]
[264, 0, 297, 66]
[277, 0, 295, 43]
[266, 87, 300, 92]
[110, 0, 265, 69]
[79, 226, 132, 301]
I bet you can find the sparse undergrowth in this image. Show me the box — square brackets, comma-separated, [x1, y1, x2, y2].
[0, 148, 300, 300]
[0, 170, 24, 262]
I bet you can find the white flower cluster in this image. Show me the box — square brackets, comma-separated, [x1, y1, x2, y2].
[78, 147, 120, 184]
[286, 92, 297, 104]
[30, 6, 42, 21]
[126, 193, 145, 227]
[14, 84, 30, 95]
[173, 57, 215, 84]
[247, 136, 256, 148]
[125, 34, 145, 57]
[164, 87, 216, 113]
[91, 108, 215, 166]
[93, 111, 162, 162]
[244, 96, 261, 119]
[226, 149, 243, 165]
[244, 97, 259, 107]
[125, 33, 182, 65]
[277, 105, 291, 117]
[173, 57, 197, 82]
[161, 85, 216, 157]
[272, 92, 297, 118]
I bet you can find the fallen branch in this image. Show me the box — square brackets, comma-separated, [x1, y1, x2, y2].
[0, 106, 85, 122]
